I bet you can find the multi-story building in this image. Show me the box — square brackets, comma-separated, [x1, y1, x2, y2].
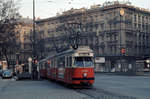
[0, 17, 33, 71]
[36, 1, 150, 72]
[15, 17, 33, 68]
[11, 18, 33, 71]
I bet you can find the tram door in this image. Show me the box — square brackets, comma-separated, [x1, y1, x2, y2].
[66, 56, 72, 81]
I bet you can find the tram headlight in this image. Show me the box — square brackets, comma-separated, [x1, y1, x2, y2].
[83, 73, 87, 77]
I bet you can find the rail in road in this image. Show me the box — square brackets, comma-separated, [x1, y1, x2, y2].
[0, 78, 137, 99]
[74, 87, 137, 99]
[1, 76, 148, 99]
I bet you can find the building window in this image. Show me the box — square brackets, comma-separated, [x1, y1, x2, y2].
[146, 23, 148, 32]
[114, 23, 117, 29]
[101, 23, 104, 30]
[134, 15, 137, 22]
[134, 23, 137, 28]
[142, 16, 144, 23]
[100, 14, 104, 17]
[138, 15, 141, 23]
[138, 24, 141, 30]
[110, 46, 112, 54]
[109, 23, 112, 29]
[102, 36, 104, 41]
[114, 46, 116, 54]
[114, 35, 118, 41]
[90, 16, 93, 22]
[102, 48, 104, 54]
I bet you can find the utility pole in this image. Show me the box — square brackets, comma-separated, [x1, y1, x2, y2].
[119, 8, 125, 72]
[32, 0, 38, 80]
[33, 0, 36, 58]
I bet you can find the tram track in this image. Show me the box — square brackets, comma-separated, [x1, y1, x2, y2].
[74, 87, 137, 99]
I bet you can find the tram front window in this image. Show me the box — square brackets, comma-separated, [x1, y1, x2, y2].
[74, 57, 84, 67]
[84, 57, 93, 67]
[74, 57, 93, 67]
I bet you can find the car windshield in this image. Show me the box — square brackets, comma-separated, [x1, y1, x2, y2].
[74, 57, 93, 67]
[3, 70, 11, 73]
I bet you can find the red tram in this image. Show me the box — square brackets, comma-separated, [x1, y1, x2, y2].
[38, 46, 95, 86]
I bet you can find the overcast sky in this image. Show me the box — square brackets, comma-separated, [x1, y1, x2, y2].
[19, 0, 150, 19]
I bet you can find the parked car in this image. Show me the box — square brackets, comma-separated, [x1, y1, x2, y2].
[2, 70, 12, 79]
[0, 69, 2, 76]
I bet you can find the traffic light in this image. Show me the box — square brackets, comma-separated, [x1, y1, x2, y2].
[33, 59, 38, 64]
[47, 60, 50, 64]
[121, 48, 125, 55]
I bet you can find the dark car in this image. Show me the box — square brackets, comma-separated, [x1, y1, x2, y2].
[2, 70, 12, 79]
[0, 70, 2, 76]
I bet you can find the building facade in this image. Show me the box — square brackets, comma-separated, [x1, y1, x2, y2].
[0, 17, 33, 72]
[14, 18, 33, 71]
[36, 1, 150, 72]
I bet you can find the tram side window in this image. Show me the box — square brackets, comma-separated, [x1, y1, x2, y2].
[42, 63, 45, 69]
[62, 56, 65, 67]
[68, 56, 72, 67]
[45, 63, 49, 69]
[52, 59, 56, 67]
[39, 63, 42, 69]
[51, 59, 54, 67]
[54, 58, 57, 67]
[57, 56, 65, 68]
[65, 56, 67, 67]
[49, 62, 51, 68]
[66, 57, 69, 67]
[57, 57, 61, 67]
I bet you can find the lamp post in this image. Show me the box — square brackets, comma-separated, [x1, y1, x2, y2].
[32, 0, 38, 80]
[33, 0, 36, 58]
[16, 53, 20, 65]
[119, 8, 124, 72]
[15, 52, 20, 74]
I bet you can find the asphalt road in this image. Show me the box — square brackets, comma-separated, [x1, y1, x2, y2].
[94, 73, 150, 99]
[0, 78, 87, 99]
[0, 74, 150, 99]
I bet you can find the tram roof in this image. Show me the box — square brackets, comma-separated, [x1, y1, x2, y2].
[38, 58, 47, 63]
[46, 49, 74, 60]
[44, 46, 93, 60]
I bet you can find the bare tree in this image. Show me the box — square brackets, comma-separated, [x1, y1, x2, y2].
[0, 0, 20, 68]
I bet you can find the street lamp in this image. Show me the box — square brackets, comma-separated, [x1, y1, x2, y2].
[15, 52, 20, 74]
[119, 8, 125, 72]
[32, 0, 39, 80]
[33, 0, 36, 58]
[16, 53, 20, 65]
